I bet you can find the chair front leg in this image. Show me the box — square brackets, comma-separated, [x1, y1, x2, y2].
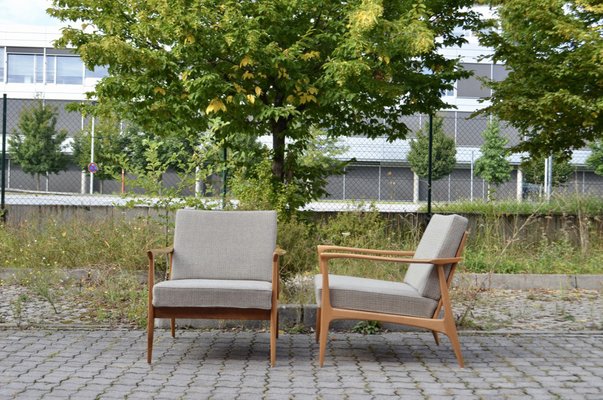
[318, 310, 330, 367]
[147, 306, 154, 364]
[437, 265, 464, 367]
[270, 306, 277, 367]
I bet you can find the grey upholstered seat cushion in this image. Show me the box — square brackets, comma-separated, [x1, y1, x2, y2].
[314, 274, 438, 318]
[403, 214, 468, 301]
[171, 210, 277, 281]
[153, 279, 273, 309]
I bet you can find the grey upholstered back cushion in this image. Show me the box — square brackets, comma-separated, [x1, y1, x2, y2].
[403, 214, 468, 301]
[171, 210, 277, 282]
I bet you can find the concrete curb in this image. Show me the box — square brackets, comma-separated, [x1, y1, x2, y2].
[2, 269, 602, 290]
[454, 273, 603, 290]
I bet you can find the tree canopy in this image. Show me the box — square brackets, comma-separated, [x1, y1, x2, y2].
[50, 0, 483, 193]
[479, 0, 603, 158]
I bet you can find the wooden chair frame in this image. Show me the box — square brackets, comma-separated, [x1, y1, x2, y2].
[315, 232, 468, 367]
[147, 247, 283, 366]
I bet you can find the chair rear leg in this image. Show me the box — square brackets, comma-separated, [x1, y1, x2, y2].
[432, 331, 440, 346]
[315, 307, 321, 344]
[170, 318, 176, 338]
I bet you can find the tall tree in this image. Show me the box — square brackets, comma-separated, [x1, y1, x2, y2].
[50, 0, 483, 206]
[479, 0, 603, 158]
[407, 116, 456, 181]
[9, 101, 69, 191]
[474, 118, 512, 200]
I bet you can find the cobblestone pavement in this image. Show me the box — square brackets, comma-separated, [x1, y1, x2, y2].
[0, 329, 602, 399]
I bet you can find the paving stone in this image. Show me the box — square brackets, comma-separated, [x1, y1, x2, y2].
[0, 329, 602, 399]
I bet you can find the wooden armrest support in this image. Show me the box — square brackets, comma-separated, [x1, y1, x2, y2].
[272, 248, 284, 298]
[317, 245, 414, 257]
[147, 246, 174, 289]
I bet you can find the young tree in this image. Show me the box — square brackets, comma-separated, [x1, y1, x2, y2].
[407, 116, 456, 181]
[230, 128, 348, 216]
[521, 153, 574, 187]
[479, 0, 603, 158]
[8, 101, 69, 191]
[71, 116, 124, 192]
[586, 141, 603, 177]
[474, 118, 512, 200]
[50, 0, 484, 208]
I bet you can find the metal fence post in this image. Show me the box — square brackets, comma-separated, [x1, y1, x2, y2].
[427, 113, 433, 216]
[222, 145, 228, 208]
[1, 94, 7, 223]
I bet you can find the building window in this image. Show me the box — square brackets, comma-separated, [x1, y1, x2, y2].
[55, 56, 83, 84]
[85, 65, 108, 79]
[7, 54, 36, 83]
[457, 63, 491, 98]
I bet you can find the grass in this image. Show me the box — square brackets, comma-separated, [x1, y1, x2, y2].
[430, 194, 603, 216]
[1, 198, 603, 326]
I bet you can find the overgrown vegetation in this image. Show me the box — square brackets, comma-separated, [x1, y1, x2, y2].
[0, 213, 161, 269]
[2, 200, 603, 326]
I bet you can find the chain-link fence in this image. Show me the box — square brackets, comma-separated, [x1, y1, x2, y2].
[2, 95, 603, 213]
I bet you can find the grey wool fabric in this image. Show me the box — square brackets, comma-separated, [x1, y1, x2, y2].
[153, 279, 273, 309]
[170, 210, 277, 282]
[314, 274, 439, 317]
[403, 214, 468, 300]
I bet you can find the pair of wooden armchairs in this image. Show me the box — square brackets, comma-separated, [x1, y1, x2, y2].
[146, 210, 468, 367]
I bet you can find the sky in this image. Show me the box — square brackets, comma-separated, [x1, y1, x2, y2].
[0, 0, 61, 27]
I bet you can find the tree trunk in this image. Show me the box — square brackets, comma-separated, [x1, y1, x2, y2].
[271, 118, 287, 182]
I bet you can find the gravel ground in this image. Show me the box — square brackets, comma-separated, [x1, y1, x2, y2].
[0, 280, 601, 332]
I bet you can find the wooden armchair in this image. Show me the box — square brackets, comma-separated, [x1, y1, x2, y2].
[315, 214, 469, 367]
[147, 210, 281, 366]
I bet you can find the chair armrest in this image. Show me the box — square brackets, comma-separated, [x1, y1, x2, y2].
[317, 245, 414, 257]
[319, 251, 461, 266]
[147, 247, 174, 259]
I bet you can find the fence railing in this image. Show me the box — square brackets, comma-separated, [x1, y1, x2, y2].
[2, 95, 603, 213]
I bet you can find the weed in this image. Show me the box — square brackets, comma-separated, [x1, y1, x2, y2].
[11, 294, 28, 328]
[352, 320, 381, 335]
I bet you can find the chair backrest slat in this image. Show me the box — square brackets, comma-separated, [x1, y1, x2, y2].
[403, 214, 468, 300]
[171, 210, 277, 281]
